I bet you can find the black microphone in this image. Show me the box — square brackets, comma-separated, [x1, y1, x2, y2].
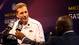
[16, 22, 22, 31]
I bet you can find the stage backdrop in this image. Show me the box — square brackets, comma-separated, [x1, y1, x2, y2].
[64, 0, 79, 35]
[0, 0, 64, 33]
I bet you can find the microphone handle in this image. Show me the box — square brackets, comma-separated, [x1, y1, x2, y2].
[16, 28, 21, 31]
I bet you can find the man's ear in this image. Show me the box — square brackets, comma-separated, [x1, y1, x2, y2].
[16, 13, 19, 18]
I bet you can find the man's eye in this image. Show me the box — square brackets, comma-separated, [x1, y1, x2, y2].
[25, 11, 27, 13]
[20, 12, 23, 14]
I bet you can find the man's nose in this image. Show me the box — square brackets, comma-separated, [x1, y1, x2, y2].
[23, 13, 26, 16]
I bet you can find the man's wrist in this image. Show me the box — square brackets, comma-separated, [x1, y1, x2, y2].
[21, 37, 26, 42]
[20, 35, 25, 40]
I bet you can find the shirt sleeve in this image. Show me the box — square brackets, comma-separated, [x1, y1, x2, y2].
[35, 22, 45, 43]
[9, 20, 19, 35]
[8, 20, 15, 35]
[8, 20, 14, 28]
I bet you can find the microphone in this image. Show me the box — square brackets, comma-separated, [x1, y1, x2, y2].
[16, 21, 22, 31]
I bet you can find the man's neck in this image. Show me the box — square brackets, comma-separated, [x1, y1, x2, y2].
[22, 21, 27, 25]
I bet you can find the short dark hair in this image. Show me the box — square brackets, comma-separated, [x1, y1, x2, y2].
[56, 15, 73, 36]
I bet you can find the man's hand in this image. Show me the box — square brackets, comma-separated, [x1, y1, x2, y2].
[15, 30, 25, 40]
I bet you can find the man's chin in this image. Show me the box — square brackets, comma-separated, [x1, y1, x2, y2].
[20, 19, 28, 24]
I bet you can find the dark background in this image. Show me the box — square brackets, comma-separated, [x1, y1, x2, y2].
[64, 0, 79, 35]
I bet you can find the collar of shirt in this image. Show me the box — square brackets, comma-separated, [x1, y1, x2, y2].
[22, 17, 31, 28]
[64, 30, 74, 34]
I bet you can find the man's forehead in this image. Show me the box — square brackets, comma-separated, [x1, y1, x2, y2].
[17, 6, 28, 12]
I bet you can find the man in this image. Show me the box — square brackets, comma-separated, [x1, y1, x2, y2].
[8, 3, 45, 44]
[46, 15, 79, 45]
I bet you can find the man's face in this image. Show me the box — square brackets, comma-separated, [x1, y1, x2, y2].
[16, 6, 29, 22]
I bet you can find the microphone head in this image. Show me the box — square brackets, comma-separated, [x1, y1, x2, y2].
[3, 34, 18, 45]
[16, 22, 22, 31]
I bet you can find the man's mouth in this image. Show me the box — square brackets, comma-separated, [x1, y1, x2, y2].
[21, 16, 27, 20]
